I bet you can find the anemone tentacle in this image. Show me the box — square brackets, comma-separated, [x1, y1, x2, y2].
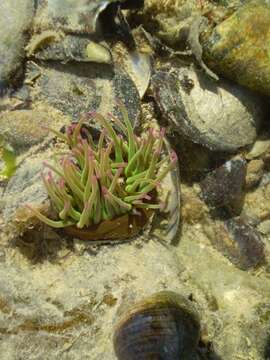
[27, 106, 177, 229]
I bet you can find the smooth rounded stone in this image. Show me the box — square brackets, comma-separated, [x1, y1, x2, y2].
[29, 62, 141, 124]
[200, 158, 247, 209]
[0, 0, 34, 95]
[245, 159, 264, 190]
[202, 0, 270, 96]
[151, 67, 262, 152]
[207, 217, 265, 270]
[113, 291, 200, 360]
[0, 110, 61, 153]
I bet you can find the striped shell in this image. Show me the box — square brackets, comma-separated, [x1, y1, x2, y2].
[113, 291, 200, 360]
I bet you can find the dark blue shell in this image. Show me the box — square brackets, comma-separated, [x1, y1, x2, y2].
[113, 291, 200, 360]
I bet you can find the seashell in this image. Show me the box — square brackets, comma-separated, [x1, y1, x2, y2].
[113, 291, 201, 360]
[112, 43, 152, 98]
[152, 67, 262, 152]
[28, 34, 113, 64]
[25, 30, 63, 57]
[27, 61, 141, 123]
[85, 41, 112, 64]
[150, 138, 181, 244]
[34, 0, 143, 35]
[64, 209, 153, 241]
[202, 0, 270, 96]
[206, 217, 265, 270]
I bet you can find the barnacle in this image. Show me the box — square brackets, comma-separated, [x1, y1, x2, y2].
[27, 104, 177, 229]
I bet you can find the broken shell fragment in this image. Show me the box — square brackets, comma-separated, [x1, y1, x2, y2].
[25, 30, 63, 57]
[86, 41, 112, 64]
[112, 42, 152, 98]
[202, 0, 270, 96]
[113, 291, 200, 360]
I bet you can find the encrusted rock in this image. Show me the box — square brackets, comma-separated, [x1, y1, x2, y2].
[202, 0, 270, 96]
[0, 109, 67, 153]
[1, 156, 47, 233]
[0, 0, 34, 95]
[200, 158, 247, 210]
[245, 160, 264, 190]
[246, 137, 270, 160]
[152, 67, 262, 152]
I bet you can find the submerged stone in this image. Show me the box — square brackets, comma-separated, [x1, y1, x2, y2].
[200, 158, 247, 210]
[0, 0, 34, 95]
[202, 0, 270, 96]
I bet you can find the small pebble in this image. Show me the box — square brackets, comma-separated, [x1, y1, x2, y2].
[245, 159, 264, 189]
[200, 158, 247, 210]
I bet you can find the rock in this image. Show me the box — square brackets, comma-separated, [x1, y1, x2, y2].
[0, 0, 34, 95]
[181, 186, 207, 225]
[0, 109, 67, 153]
[257, 220, 270, 236]
[202, 0, 270, 96]
[245, 160, 264, 190]
[1, 155, 48, 237]
[245, 137, 270, 160]
[0, 239, 191, 359]
[200, 158, 247, 210]
[152, 67, 262, 152]
[207, 217, 265, 270]
[244, 180, 270, 222]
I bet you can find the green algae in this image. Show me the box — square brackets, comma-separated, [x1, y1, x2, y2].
[0, 136, 16, 180]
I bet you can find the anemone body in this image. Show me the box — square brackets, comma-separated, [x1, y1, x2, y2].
[28, 105, 177, 229]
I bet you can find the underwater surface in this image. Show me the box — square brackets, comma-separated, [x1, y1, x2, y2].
[0, 0, 270, 359]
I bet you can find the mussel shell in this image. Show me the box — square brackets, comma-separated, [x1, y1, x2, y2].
[35, 0, 143, 34]
[113, 291, 200, 360]
[63, 209, 153, 241]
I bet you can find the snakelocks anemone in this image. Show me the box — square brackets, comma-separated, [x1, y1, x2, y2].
[27, 103, 177, 231]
